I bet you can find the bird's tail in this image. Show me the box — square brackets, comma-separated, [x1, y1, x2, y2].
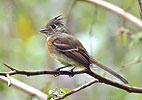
[90, 56, 128, 84]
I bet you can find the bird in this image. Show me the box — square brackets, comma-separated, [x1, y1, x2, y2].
[40, 15, 128, 84]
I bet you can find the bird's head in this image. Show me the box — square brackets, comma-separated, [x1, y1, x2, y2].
[40, 15, 70, 37]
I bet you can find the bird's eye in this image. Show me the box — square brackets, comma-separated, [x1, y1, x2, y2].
[51, 24, 57, 29]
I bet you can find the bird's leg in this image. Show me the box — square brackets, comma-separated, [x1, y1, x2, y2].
[54, 64, 72, 76]
[56, 64, 72, 71]
[69, 67, 75, 77]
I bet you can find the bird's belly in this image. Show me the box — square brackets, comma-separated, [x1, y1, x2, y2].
[46, 39, 83, 67]
[50, 51, 83, 67]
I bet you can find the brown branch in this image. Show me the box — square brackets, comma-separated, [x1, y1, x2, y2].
[55, 79, 99, 100]
[87, 71, 142, 93]
[0, 63, 87, 76]
[55, 69, 142, 100]
[1, 63, 142, 94]
[55, 74, 142, 100]
[56, 66, 142, 100]
[137, 0, 142, 20]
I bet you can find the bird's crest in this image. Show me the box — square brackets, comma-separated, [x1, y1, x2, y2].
[46, 15, 63, 27]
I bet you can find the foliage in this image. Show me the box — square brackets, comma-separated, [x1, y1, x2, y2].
[47, 88, 70, 100]
[116, 27, 142, 47]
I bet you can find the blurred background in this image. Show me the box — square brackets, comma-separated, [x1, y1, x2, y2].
[0, 0, 142, 100]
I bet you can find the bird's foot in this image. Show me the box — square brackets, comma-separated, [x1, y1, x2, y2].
[54, 65, 72, 77]
[69, 67, 75, 77]
[54, 68, 61, 77]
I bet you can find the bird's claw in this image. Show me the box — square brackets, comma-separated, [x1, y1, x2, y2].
[69, 67, 75, 77]
[54, 68, 61, 77]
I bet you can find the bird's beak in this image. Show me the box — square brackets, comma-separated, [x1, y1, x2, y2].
[40, 29, 51, 34]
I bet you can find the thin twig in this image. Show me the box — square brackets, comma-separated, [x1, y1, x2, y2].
[117, 57, 142, 71]
[66, 0, 76, 26]
[122, 0, 136, 27]
[137, 0, 142, 20]
[4, 63, 17, 71]
[89, 6, 98, 55]
[81, 0, 142, 29]
[55, 79, 99, 100]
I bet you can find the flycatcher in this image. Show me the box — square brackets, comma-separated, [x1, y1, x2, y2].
[40, 15, 128, 84]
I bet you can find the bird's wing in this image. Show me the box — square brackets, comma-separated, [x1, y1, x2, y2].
[52, 34, 91, 69]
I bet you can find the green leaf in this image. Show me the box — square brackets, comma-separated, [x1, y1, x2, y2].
[129, 32, 142, 47]
[46, 88, 71, 100]
[62, 88, 70, 93]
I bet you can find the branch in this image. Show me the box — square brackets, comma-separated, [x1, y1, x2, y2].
[86, 70, 142, 93]
[0, 63, 87, 76]
[137, 0, 142, 20]
[1, 63, 142, 94]
[81, 0, 142, 29]
[0, 76, 47, 100]
[56, 68, 142, 100]
[117, 56, 142, 71]
[55, 79, 99, 100]
[56, 75, 142, 100]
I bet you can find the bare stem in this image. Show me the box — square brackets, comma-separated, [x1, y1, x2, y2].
[117, 57, 142, 71]
[0, 76, 47, 100]
[137, 0, 142, 20]
[81, 0, 142, 29]
[55, 79, 99, 100]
